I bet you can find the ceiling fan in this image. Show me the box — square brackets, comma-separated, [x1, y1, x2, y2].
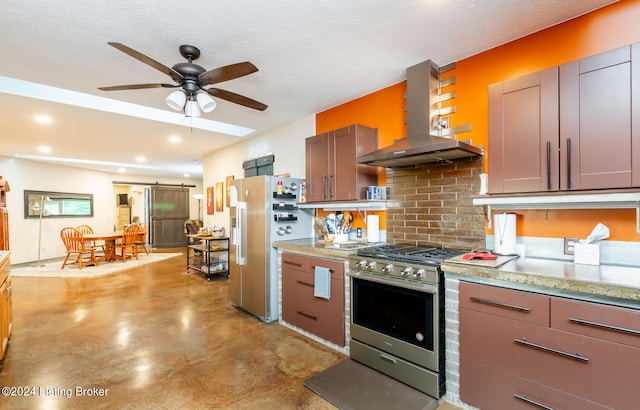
[98, 42, 267, 116]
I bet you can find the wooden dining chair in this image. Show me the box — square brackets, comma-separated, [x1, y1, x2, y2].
[60, 227, 99, 270]
[134, 223, 149, 255]
[76, 224, 106, 257]
[114, 224, 140, 261]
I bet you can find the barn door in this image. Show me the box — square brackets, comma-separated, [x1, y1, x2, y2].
[149, 186, 189, 248]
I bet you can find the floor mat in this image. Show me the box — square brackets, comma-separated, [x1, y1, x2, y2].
[304, 358, 439, 410]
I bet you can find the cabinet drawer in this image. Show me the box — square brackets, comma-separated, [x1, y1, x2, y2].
[461, 358, 609, 410]
[282, 269, 345, 346]
[282, 252, 309, 272]
[551, 297, 640, 348]
[308, 256, 344, 277]
[460, 282, 550, 326]
[461, 308, 639, 409]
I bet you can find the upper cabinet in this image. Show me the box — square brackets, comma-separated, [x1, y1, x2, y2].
[560, 44, 639, 190]
[488, 43, 639, 194]
[305, 124, 378, 202]
[488, 67, 559, 193]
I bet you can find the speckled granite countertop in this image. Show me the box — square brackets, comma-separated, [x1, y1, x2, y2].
[273, 238, 374, 260]
[442, 257, 640, 304]
[273, 240, 639, 304]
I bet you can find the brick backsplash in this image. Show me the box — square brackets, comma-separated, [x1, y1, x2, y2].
[385, 157, 485, 250]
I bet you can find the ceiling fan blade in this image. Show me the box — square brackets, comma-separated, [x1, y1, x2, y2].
[107, 42, 183, 80]
[198, 62, 258, 86]
[205, 88, 268, 111]
[98, 83, 179, 91]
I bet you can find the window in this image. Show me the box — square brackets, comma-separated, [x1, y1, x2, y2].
[24, 190, 94, 218]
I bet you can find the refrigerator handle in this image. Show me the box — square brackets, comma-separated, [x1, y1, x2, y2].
[236, 201, 247, 265]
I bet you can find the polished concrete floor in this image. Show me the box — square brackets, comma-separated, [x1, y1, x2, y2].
[1, 248, 461, 409]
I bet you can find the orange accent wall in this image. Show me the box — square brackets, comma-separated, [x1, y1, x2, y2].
[316, 83, 406, 230]
[317, 0, 640, 242]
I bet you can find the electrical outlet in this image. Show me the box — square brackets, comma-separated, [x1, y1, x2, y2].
[356, 228, 362, 238]
[564, 237, 579, 255]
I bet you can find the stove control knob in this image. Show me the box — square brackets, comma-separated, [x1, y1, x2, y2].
[400, 267, 413, 277]
[355, 260, 367, 269]
[366, 261, 376, 270]
[382, 264, 393, 273]
[413, 269, 425, 279]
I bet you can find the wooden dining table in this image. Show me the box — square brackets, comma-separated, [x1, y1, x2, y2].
[83, 231, 123, 262]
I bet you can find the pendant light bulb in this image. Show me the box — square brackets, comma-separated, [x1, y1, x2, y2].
[196, 92, 216, 113]
[184, 98, 201, 117]
[166, 90, 187, 111]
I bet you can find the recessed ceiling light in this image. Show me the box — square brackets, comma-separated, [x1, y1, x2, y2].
[118, 168, 126, 173]
[183, 173, 190, 178]
[38, 146, 51, 153]
[135, 156, 146, 162]
[169, 136, 181, 143]
[34, 115, 52, 124]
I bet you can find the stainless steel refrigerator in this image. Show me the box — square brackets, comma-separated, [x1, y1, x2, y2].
[229, 175, 312, 322]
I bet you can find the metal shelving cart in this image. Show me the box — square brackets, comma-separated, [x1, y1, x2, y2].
[186, 235, 229, 281]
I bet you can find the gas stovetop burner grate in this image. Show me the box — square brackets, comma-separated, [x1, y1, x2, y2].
[355, 244, 465, 265]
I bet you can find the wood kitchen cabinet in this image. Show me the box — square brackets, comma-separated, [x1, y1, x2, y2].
[560, 44, 640, 190]
[488, 68, 559, 193]
[0, 208, 8, 251]
[305, 124, 378, 202]
[488, 42, 640, 193]
[281, 252, 345, 346]
[0, 255, 12, 360]
[459, 281, 640, 410]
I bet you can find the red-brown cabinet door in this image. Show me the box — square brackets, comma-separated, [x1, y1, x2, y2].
[488, 67, 559, 193]
[560, 45, 636, 190]
[305, 132, 331, 201]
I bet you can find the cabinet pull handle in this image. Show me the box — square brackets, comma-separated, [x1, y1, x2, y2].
[5, 286, 11, 299]
[296, 280, 314, 287]
[546, 141, 551, 190]
[322, 174, 327, 200]
[470, 296, 531, 312]
[328, 175, 333, 199]
[514, 338, 589, 362]
[569, 317, 640, 336]
[566, 138, 572, 189]
[296, 310, 317, 320]
[380, 353, 397, 364]
[514, 393, 555, 410]
[284, 261, 303, 267]
[310, 265, 333, 273]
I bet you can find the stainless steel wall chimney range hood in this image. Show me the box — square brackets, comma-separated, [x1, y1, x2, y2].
[356, 60, 483, 168]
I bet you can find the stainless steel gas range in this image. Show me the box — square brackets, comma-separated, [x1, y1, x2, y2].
[348, 244, 464, 398]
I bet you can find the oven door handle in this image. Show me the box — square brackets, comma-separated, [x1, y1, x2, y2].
[350, 272, 438, 294]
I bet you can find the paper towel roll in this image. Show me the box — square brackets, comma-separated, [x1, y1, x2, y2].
[367, 215, 380, 243]
[494, 213, 516, 255]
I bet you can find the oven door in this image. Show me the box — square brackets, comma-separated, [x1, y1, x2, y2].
[350, 272, 441, 371]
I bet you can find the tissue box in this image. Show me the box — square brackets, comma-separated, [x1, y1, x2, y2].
[574, 243, 600, 265]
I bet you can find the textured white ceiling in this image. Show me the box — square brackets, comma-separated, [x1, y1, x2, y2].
[0, 0, 617, 178]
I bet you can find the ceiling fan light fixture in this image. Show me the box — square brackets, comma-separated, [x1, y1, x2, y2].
[166, 90, 187, 111]
[196, 92, 216, 113]
[184, 99, 201, 117]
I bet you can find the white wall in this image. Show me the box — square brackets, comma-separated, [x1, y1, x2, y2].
[201, 115, 315, 230]
[0, 156, 201, 264]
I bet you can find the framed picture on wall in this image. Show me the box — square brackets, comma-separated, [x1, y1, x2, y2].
[206, 186, 214, 215]
[215, 182, 223, 212]
[225, 175, 234, 207]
